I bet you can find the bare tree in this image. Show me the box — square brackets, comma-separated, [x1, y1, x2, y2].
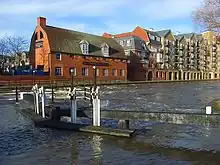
[0, 37, 9, 56]
[5, 35, 29, 66]
[192, 0, 220, 33]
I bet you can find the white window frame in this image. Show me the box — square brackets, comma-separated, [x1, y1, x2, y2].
[55, 53, 61, 60]
[102, 68, 108, 76]
[96, 68, 99, 76]
[120, 69, 125, 76]
[82, 67, 88, 76]
[127, 40, 132, 46]
[112, 69, 117, 76]
[55, 67, 62, 76]
[79, 40, 89, 55]
[101, 43, 109, 57]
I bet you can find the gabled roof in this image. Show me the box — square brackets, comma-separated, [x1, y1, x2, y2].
[156, 30, 171, 38]
[195, 34, 204, 41]
[144, 29, 161, 45]
[174, 35, 183, 40]
[102, 32, 133, 39]
[176, 33, 195, 39]
[42, 26, 126, 59]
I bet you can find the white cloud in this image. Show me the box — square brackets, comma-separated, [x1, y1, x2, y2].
[0, 0, 128, 17]
[0, 0, 204, 40]
[140, 0, 203, 20]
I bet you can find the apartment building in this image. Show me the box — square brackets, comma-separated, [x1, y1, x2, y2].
[103, 26, 165, 81]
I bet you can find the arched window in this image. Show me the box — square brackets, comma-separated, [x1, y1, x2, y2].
[79, 40, 89, 55]
[35, 32, 38, 40]
[101, 43, 109, 57]
[40, 31, 43, 39]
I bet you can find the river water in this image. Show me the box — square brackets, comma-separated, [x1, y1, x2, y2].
[1, 81, 220, 165]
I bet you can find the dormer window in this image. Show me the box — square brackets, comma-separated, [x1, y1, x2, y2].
[79, 40, 89, 55]
[101, 43, 109, 57]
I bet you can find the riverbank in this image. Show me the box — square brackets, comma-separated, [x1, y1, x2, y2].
[0, 78, 220, 92]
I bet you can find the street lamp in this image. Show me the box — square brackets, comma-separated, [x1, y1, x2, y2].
[70, 68, 74, 92]
[33, 70, 36, 85]
[93, 66, 97, 90]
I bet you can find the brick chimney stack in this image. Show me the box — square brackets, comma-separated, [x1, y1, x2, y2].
[37, 17, 46, 27]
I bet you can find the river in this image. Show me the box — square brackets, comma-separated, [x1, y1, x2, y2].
[1, 81, 220, 165]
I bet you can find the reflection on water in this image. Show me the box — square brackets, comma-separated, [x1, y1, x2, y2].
[91, 135, 102, 165]
[100, 81, 220, 112]
[2, 81, 220, 164]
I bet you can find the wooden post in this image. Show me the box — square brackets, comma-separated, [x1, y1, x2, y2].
[117, 120, 130, 129]
[15, 86, 18, 103]
[70, 69, 77, 123]
[51, 85, 54, 103]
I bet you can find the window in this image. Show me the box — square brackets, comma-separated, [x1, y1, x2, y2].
[156, 37, 160, 42]
[69, 67, 76, 76]
[102, 43, 109, 57]
[102, 68, 108, 76]
[141, 42, 147, 50]
[149, 34, 155, 40]
[127, 40, 131, 46]
[40, 31, 43, 39]
[112, 69, 117, 76]
[120, 69, 125, 76]
[79, 40, 89, 55]
[82, 68, 88, 76]
[35, 32, 38, 40]
[56, 53, 61, 60]
[120, 40, 123, 46]
[125, 51, 130, 56]
[96, 68, 99, 76]
[55, 67, 62, 76]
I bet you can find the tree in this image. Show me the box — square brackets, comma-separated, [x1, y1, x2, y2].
[6, 35, 28, 56]
[0, 37, 9, 57]
[192, 0, 220, 33]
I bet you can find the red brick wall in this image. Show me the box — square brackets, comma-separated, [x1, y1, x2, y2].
[50, 53, 127, 81]
[29, 26, 50, 72]
[0, 75, 50, 85]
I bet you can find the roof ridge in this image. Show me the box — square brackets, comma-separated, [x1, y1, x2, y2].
[46, 25, 107, 39]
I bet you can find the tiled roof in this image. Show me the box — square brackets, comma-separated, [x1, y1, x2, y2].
[103, 32, 133, 38]
[195, 34, 203, 41]
[176, 33, 195, 39]
[43, 26, 126, 59]
[114, 32, 133, 38]
[156, 30, 171, 37]
[144, 29, 161, 45]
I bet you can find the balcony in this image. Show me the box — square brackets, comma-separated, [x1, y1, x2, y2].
[164, 55, 169, 62]
[191, 42, 195, 47]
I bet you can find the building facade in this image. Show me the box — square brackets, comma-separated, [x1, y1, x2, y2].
[104, 27, 220, 81]
[29, 17, 127, 81]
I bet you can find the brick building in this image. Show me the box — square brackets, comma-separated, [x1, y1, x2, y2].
[103, 26, 163, 81]
[29, 17, 127, 81]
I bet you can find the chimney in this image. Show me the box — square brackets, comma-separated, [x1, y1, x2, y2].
[37, 17, 46, 27]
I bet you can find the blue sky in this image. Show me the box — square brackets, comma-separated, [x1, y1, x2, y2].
[0, 0, 203, 41]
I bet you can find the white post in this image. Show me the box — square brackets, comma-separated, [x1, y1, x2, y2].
[69, 87, 77, 123]
[35, 90, 39, 114]
[92, 86, 100, 126]
[39, 86, 45, 118]
[32, 84, 39, 114]
[206, 106, 212, 115]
